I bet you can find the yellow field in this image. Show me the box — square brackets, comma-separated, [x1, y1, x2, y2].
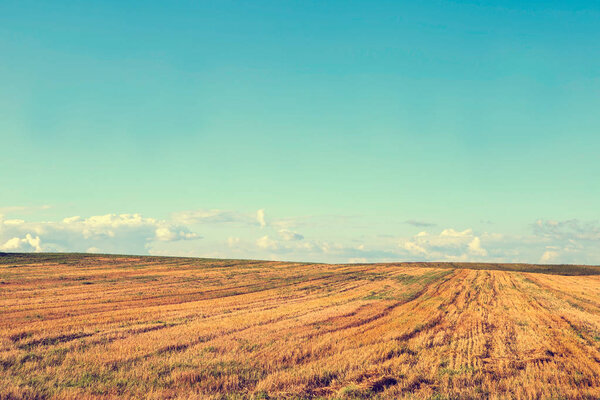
[2, 254, 600, 399]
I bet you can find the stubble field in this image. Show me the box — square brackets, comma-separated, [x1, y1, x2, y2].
[2, 253, 600, 399]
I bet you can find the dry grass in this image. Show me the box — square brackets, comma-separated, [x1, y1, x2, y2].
[2, 253, 600, 399]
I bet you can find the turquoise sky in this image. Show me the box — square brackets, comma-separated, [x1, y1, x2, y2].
[1, 1, 599, 263]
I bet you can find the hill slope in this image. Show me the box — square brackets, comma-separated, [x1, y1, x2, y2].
[2, 254, 600, 399]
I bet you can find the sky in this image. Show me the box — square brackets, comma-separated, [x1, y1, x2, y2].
[1, 1, 599, 264]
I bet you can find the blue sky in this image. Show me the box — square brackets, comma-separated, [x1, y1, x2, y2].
[1, 1, 599, 263]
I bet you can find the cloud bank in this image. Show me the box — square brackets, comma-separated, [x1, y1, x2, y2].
[1, 208, 599, 265]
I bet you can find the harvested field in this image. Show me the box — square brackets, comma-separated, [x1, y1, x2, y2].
[2, 253, 600, 399]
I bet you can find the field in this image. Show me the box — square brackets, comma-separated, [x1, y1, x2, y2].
[2, 254, 600, 399]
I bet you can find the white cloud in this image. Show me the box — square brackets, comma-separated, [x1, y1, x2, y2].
[0, 234, 42, 252]
[403, 241, 427, 255]
[248, 234, 400, 263]
[400, 228, 488, 261]
[468, 237, 488, 257]
[63, 216, 81, 224]
[0, 213, 197, 254]
[171, 208, 268, 228]
[155, 227, 183, 241]
[278, 229, 304, 241]
[256, 235, 278, 250]
[155, 227, 174, 241]
[257, 209, 266, 228]
[59, 213, 197, 242]
[171, 209, 239, 225]
[3, 219, 25, 226]
[540, 250, 560, 263]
